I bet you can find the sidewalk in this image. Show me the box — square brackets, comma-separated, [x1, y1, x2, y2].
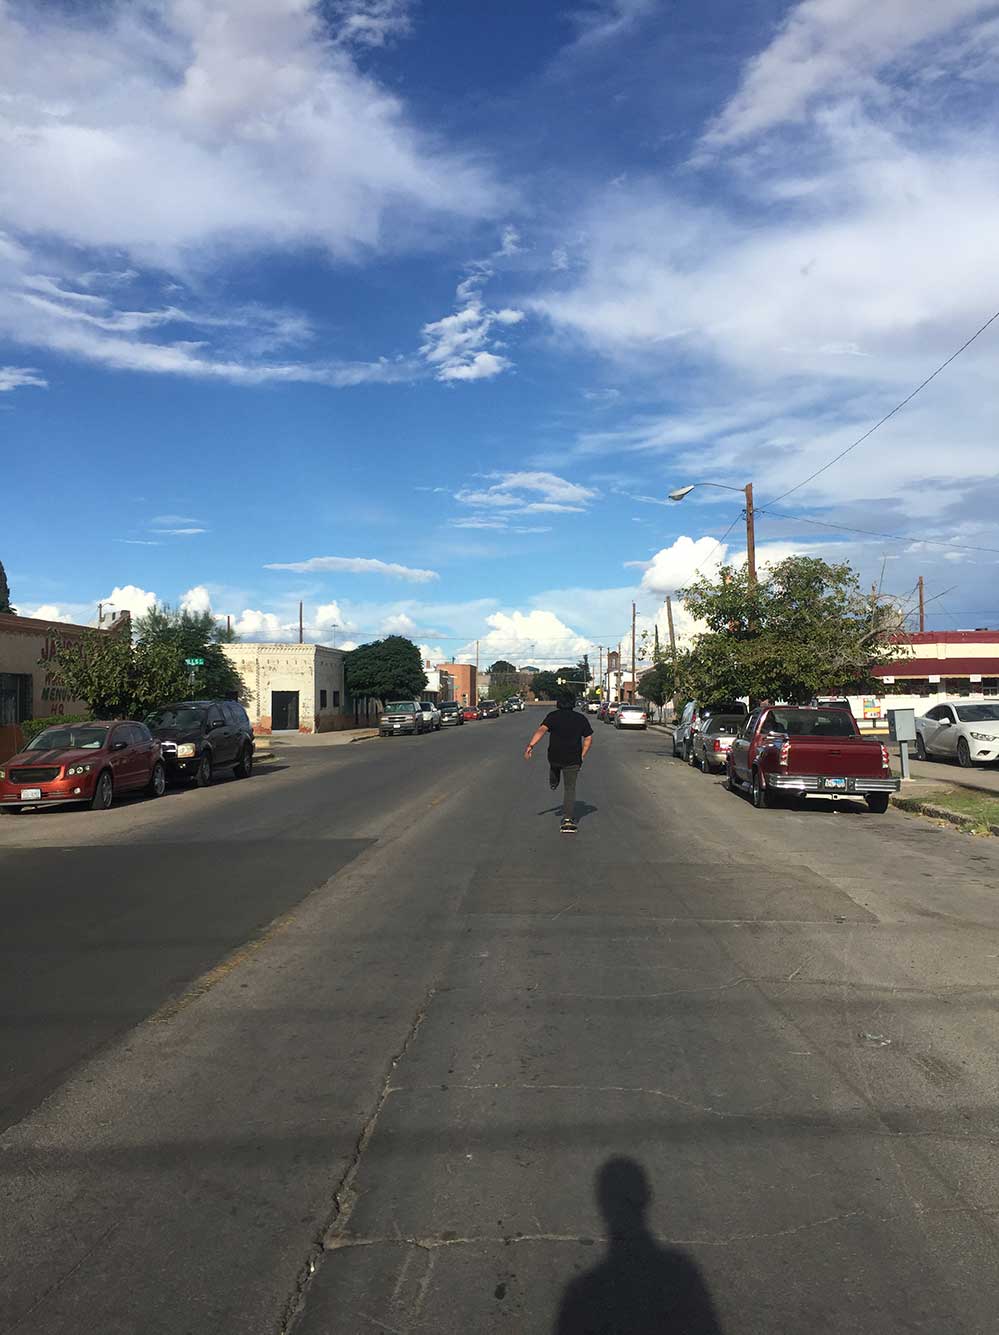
[258, 728, 379, 750]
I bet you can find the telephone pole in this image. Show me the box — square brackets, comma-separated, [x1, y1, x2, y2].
[918, 575, 925, 633]
[298, 601, 304, 644]
[598, 645, 603, 697]
[665, 596, 676, 655]
[631, 602, 636, 703]
[617, 641, 622, 702]
[744, 482, 757, 586]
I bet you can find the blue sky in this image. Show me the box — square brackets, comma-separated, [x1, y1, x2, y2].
[4, 0, 999, 665]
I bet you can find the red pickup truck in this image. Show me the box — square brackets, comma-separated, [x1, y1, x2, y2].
[726, 706, 899, 813]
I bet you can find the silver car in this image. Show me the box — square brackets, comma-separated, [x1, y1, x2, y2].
[418, 701, 442, 732]
[915, 701, 999, 767]
[615, 704, 648, 729]
[690, 713, 743, 772]
[438, 702, 464, 727]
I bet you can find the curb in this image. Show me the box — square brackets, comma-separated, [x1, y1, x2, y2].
[891, 792, 999, 837]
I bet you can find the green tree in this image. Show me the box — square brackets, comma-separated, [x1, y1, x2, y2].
[0, 558, 14, 614]
[49, 632, 135, 717]
[487, 659, 516, 674]
[638, 662, 670, 712]
[134, 603, 241, 701]
[680, 556, 902, 705]
[531, 670, 558, 700]
[345, 636, 427, 704]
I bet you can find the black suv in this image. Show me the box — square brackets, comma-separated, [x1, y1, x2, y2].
[145, 700, 255, 787]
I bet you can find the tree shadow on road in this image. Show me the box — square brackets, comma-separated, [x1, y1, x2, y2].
[554, 1157, 724, 1335]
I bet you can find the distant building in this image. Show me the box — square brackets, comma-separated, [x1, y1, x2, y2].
[437, 661, 477, 707]
[221, 643, 379, 733]
[874, 631, 999, 698]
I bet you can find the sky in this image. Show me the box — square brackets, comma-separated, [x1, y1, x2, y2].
[4, 0, 999, 668]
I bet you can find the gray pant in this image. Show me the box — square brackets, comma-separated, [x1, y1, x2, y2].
[552, 764, 580, 819]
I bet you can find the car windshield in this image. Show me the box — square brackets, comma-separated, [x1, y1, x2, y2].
[706, 715, 742, 733]
[440, 703, 458, 711]
[765, 709, 856, 737]
[481, 701, 497, 708]
[27, 725, 109, 751]
[385, 702, 415, 714]
[145, 706, 206, 729]
[955, 704, 999, 722]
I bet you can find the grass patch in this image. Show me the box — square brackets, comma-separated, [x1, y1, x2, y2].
[903, 788, 999, 834]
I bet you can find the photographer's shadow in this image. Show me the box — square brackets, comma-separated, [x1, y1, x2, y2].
[554, 1157, 724, 1335]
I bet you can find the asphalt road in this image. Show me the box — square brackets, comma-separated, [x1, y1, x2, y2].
[2, 714, 998, 1333]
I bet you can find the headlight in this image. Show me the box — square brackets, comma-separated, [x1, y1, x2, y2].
[0, 768, 5, 780]
[176, 743, 197, 758]
[969, 732, 996, 742]
[66, 763, 92, 776]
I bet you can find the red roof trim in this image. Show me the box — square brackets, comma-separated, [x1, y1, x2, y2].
[875, 657, 999, 677]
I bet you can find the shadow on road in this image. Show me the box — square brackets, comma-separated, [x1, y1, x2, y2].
[537, 802, 598, 822]
[554, 1157, 724, 1335]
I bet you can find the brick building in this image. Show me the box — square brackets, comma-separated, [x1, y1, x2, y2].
[437, 662, 477, 707]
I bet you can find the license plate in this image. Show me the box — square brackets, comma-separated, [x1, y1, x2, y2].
[20, 788, 42, 800]
[824, 778, 847, 790]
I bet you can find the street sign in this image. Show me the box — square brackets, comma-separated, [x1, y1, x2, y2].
[184, 657, 205, 667]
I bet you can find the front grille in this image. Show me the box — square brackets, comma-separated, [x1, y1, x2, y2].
[10, 766, 61, 783]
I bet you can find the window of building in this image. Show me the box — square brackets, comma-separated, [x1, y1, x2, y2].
[333, 690, 340, 707]
[320, 689, 328, 709]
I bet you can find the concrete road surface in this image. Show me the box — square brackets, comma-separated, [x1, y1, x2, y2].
[1, 716, 997, 1333]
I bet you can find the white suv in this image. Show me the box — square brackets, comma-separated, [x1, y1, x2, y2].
[418, 701, 442, 732]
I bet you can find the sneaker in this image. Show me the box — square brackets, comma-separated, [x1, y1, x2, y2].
[560, 817, 578, 834]
[549, 766, 560, 791]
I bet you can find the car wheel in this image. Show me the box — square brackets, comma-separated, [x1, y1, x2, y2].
[234, 745, 253, 779]
[89, 770, 114, 811]
[915, 734, 927, 761]
[957, 738, 974, 768]
[752, 768, 777, 809]
[146, 761, 167, 798]
[196, 751, 213, 787]
[724, 761, 739, 792]
[866, 793, 890, 813]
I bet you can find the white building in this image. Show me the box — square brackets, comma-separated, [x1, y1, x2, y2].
[221, 643, 378, 733]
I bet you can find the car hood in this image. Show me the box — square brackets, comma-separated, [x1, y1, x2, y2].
[7, 747, 105, 767]
[959, 720, 999, 733]
[148, 725, 202, 742]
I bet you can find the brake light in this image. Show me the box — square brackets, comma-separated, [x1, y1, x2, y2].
[881, 744, 890, 770]
[779, 740, 790, 768]
[713, 738, 723, 751]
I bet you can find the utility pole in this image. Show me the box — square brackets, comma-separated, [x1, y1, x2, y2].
[666, 595, 678, 718]
[918, 575, 925, 633]
[299, 601, 304, 644]
[617, 641, 622, 702]
[631, 602, 636, 704]
[598, 645, 603, 698]
[744, 482, 757, 586]
[226, 614, 232, 636]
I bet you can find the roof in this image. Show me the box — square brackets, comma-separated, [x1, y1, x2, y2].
[0, 610, 129, 636]
[874, 657, 999, 677]
[902, 630, 999, 645]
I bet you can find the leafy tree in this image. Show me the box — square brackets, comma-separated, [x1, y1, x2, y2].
[49, 633, 136, 718]
[487, 659, 516, 674]
[345, 636, 427, 704]
[680, 556, 903, 705]
[491, 679, 518, 703]
[0, 558, 14, 614]
[531, 670, 558, 700]
[638, 663, 671, 711]
[134, 603, 242, 701]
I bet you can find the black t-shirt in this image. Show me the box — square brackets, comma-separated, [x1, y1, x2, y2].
[543, 707, 593, 767]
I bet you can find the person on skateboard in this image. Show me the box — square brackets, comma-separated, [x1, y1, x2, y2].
[524, 688, 593, 832]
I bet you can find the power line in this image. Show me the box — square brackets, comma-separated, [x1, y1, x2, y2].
[756, 505, 999, 558]
[764, 305, 999, 507]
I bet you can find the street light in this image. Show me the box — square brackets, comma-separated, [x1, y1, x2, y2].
[668, 480, 757, 584]
[329, 622, 340, 649]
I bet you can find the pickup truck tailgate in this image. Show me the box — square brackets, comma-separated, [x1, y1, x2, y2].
[786, 737, 886, 777]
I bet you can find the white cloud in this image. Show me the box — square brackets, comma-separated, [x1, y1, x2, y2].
[454, 471, 596, 522]
[419, 643, 446, 663]
[263, 555, 439, 582]
[0, 366, 46, 392]
[462, 608, 594, 666]
[382, 611, 417, 634]
[568, 0, 658, 50]
[497, 225, 522, 256]
[701, 0, 995, 150]
[99, 584, 159, 619]
[639, 536, 728, 595]
[233, 608, 288, 640]
[22, 604, 72, 622]
[180, 585, 213, 614]
[328, 0, 415, 49]
[420, 260, 524, 383]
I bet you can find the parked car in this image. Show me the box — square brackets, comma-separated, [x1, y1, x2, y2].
[615, 704, 647, 729]
[508, 697, 525, 711]
[587, 700, 601, 714]
[673, 700, 748, 760]
[145, 699, 254, 786]
[690, 713, 743, 773]
[0, 719, 166, 813]
[379, 701, 425, 736]
[439, 702, 464, 726]
[478, 699, 500, 719]
[915, 701, 999, 767]
[727, 706, 899, 812]
[461, 704, 480, 721]
[604, 702, 621, 723]
[418, 701, 442, 732]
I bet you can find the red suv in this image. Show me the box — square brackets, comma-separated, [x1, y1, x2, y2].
[0, 720, 166, 814]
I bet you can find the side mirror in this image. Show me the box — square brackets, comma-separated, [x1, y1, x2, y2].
[210, 717, 226, 730]
[939, 719, 952, 727]
[111, 739, 128, 751]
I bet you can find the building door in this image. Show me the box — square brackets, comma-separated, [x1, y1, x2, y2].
[272, 690, 300, 731]
[0, 673, 32, 725]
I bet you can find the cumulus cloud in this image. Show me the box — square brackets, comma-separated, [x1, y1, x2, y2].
[0, 366, 46, 392]
[21, 604, 72, 623]
[99, 584, 159, 619]
[232, 608, 288, 640]
[462, 608, 594, 665]
[420, 258, 524, 383]
[639, 536, 727, 595]
[263, 555, 439, 582]
[180, 585, 213, 614]
[382, 611, 418, 634]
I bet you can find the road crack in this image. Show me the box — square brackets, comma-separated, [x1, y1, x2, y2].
[279, 982, 437, 1334]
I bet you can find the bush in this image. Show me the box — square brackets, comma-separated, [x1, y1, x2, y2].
[20, 714, 92, 743]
